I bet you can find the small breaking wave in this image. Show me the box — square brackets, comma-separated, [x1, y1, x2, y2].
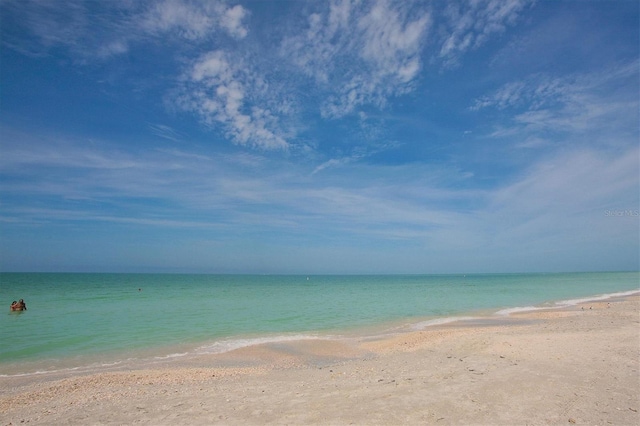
[556, 289, 640, 307]
[411, 316, 478, 330]
[194, 334, 323, 355]
[495, 289, 640, 316]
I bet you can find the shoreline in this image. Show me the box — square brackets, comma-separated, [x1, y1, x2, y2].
[1, 289, 638, 378]
[1, 293, 639, 424]
[2, 289, 638, 379]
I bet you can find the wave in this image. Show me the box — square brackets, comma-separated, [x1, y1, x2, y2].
[555, 289, 640, 306]
[495, 289, 640, 316]
[194, 333, 323, 355]
[411, 316, 478, 330]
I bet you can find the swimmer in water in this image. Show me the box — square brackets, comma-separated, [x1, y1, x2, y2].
[10, 299, 26, 311]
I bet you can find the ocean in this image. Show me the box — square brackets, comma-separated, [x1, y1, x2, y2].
[1, 272, 638, 376]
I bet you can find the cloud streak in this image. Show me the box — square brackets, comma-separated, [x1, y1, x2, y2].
[1, 0, 248, 59]
[474, 60, 639, 150]
[3, 125, 636, 242]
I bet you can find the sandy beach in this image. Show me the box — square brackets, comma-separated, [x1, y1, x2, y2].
[1, 296, 638, 425]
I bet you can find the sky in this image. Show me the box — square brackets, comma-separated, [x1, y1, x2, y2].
[0, 0, 638, 274]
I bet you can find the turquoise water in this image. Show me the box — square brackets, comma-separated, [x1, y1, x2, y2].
[1, 272, 638, 375]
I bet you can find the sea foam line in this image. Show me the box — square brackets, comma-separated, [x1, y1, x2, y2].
[194, 334, 324, 355]
[495, 289, 640, 316]
[411, 316, 478, 330]
[0, 335, 327, 377]
[0, 359, 129, 378]
[556, 289, 640, 306]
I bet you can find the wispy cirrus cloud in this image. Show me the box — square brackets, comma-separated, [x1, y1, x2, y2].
[474, 60, 639, 146]
[2, 119, 637, 272]
[0, 127, 139, 172]
[311, 141, 401, 175]
[482, 146, 639, 270]
[6, 128, 636, 259]
[1, 0, 248, 59]
[471, 77, 565, 111]
[282, 0, 431, 118]
[147, 123, 185, 142]
[438, 0, 533, 66]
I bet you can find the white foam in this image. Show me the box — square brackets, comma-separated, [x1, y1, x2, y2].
[195, 334, 322, 355]
[153, 352, 189, 360]
[0, 335, 326, 377]
[0, 360, 124, 378]
[411, 316, 478, 330]
[555, 289, 640, 307]
[495, 289, 640, 317]
[0, 368, 80, 378]
[495, 306, 545, 316]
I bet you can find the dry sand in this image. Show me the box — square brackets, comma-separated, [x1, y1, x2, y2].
[1, 296, 639, 425]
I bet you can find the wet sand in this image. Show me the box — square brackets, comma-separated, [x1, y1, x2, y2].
[1, 296, 639, 425]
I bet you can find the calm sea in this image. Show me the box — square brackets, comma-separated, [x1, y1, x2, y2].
[1, 272, 638, 376]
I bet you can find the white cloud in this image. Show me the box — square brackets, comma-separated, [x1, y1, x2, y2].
[2, 0, 541, 152]
[140, 0, 248, 40]
[282, 0, 431, 118]
[0, 127, 138, 172]
[96, 40, 129, 58]
[1, 0, 103, 57]
[177, 50, 288, 149]
[1, 0, 248, 60]
[140, 0, 216, 40]
[311, 141, 401, 175]
[312, 158, 348, 175]
[221, 4, 248, 39]
[190, 50, 232, 82]
[472, 81, 528, 110]
[491, 148, 639, 216]
[148, 123, 184, 142]
[357, 1, 428, 80]
[472, 74, 567, 111]
[438, 0, 532, 66]
[475, 61, 639, 148]
[282, 0, 529, 119]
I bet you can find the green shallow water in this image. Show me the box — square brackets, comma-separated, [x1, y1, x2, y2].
[1, 272, 638, 374]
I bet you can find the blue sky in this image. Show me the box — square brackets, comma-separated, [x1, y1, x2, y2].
[0, 0, 638, 274]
